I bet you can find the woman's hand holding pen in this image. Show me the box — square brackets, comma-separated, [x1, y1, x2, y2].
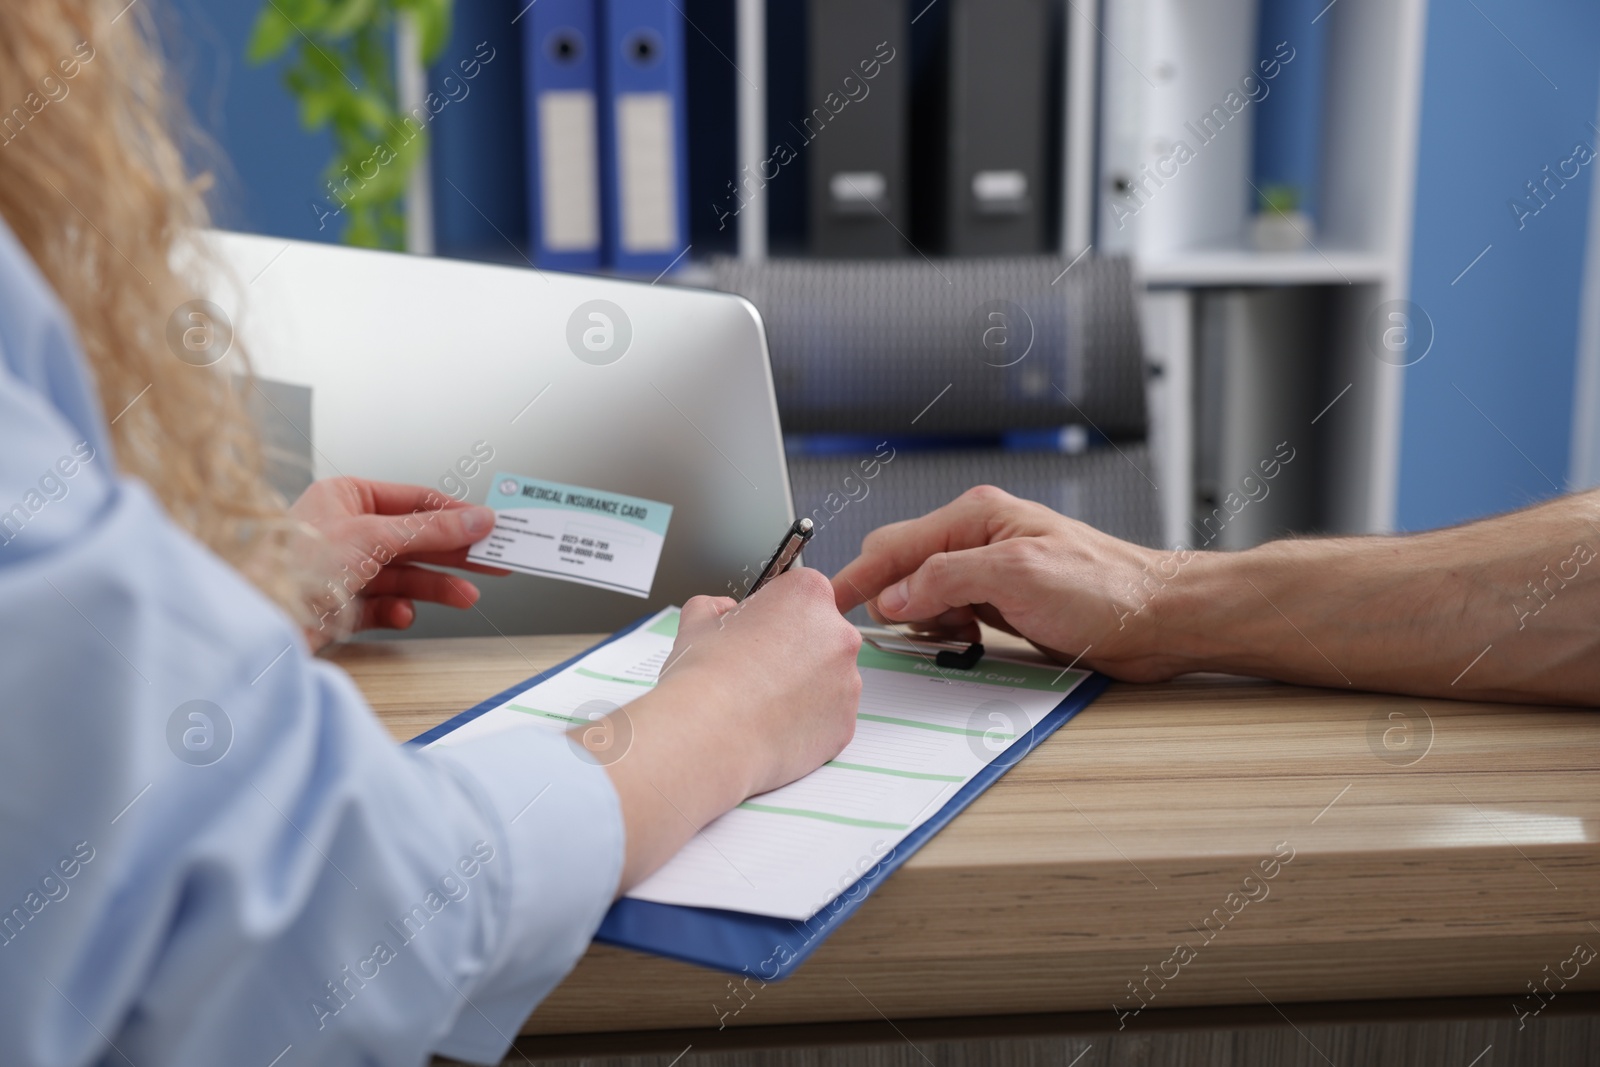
[671, 570, 862, 794]
[599, 568, 862, 892]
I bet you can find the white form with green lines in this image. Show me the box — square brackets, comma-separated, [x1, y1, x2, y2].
[426, 606, 1088, 920]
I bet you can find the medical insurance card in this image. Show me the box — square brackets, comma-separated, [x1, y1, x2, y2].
[467, 473, 672, 598]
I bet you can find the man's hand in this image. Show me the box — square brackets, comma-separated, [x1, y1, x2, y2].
[289, 477, 508, 649]
[832, 485, 1181, 681]
[836, 483, 1600, 704]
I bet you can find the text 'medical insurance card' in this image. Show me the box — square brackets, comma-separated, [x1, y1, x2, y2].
[467, 472, 673, 598]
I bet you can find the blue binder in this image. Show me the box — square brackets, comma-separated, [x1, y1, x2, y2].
[408, 613, 1110, 979]
[599, 0, 691, 275]
[428, 1, 529, 264]
[523, 0, 605, 270]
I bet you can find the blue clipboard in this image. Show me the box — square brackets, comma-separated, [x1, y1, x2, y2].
[407, 613, 1110, 980]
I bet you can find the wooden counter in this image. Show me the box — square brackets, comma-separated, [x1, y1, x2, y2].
[329, 634, 1600, 1043]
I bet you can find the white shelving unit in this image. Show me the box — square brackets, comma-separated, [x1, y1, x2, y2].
[1077, 0, 1429, 545]
[1139, 249, 1390, 288]
[729, 0, 1427, 548]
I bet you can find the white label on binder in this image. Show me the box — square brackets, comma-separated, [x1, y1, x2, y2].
[972, 169, 1029, 212]
[829, 171, 887, 211]
[616, 92, 679, 252]
[538, 91, 600, 251]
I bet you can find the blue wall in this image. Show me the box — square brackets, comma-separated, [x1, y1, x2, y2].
[166, 1, 337, 243]
[1399, 0, 1600, 530]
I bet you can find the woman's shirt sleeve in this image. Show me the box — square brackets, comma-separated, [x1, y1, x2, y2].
[0, 288, 623, 1065]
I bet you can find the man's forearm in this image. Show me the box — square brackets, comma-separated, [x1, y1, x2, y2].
[1151, 491, 1600, 704]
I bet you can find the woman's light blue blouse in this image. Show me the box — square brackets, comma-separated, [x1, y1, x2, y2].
[0, 219, 623, 1067]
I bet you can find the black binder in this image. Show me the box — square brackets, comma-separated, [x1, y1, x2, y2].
[913, 0, 1056, 255]
[805, 0, 910, 257]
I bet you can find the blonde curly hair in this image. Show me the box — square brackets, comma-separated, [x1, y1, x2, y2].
[0, 0, 313, 621]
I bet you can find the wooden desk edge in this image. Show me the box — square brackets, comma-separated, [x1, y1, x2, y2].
[330, 631, 1600, 1039]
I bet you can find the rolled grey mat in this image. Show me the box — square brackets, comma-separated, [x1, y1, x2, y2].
[707, 255, 1147, 438]
[788, 442, 1162, 586]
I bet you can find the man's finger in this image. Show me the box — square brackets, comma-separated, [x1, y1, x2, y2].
[868, 612, 982, 647]
[972, 603, 1024, 639]
[863, 602, 976, 630]
[832, 486, 1019, 611]
[908, 606, 982, 640]
[872, 544, 1011, 624]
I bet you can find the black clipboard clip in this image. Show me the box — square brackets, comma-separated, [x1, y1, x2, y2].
[935, 641, 984, 670]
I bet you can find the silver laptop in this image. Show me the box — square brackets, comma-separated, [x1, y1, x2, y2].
[204, 232, 796, 637]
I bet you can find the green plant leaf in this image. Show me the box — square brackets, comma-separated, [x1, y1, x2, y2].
[251, 0, 454, 250]
[411, 0, 452, 63]
[352, 90, 392, 131]
[353, 25, 393, 88]
[324, 0, 380, 38]
[276, 0, 330, 28]
[299, 86, 337, 129]
[245, 8, 297, 63]
[1257, 183, 1301, 215]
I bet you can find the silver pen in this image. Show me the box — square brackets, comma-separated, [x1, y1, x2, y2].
[740, 517, 814, 601]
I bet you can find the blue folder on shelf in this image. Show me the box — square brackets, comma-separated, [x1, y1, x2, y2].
[599, 0, 691, 275]
[523, 0, 605, 270]
[408, 613, 1109, 979]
